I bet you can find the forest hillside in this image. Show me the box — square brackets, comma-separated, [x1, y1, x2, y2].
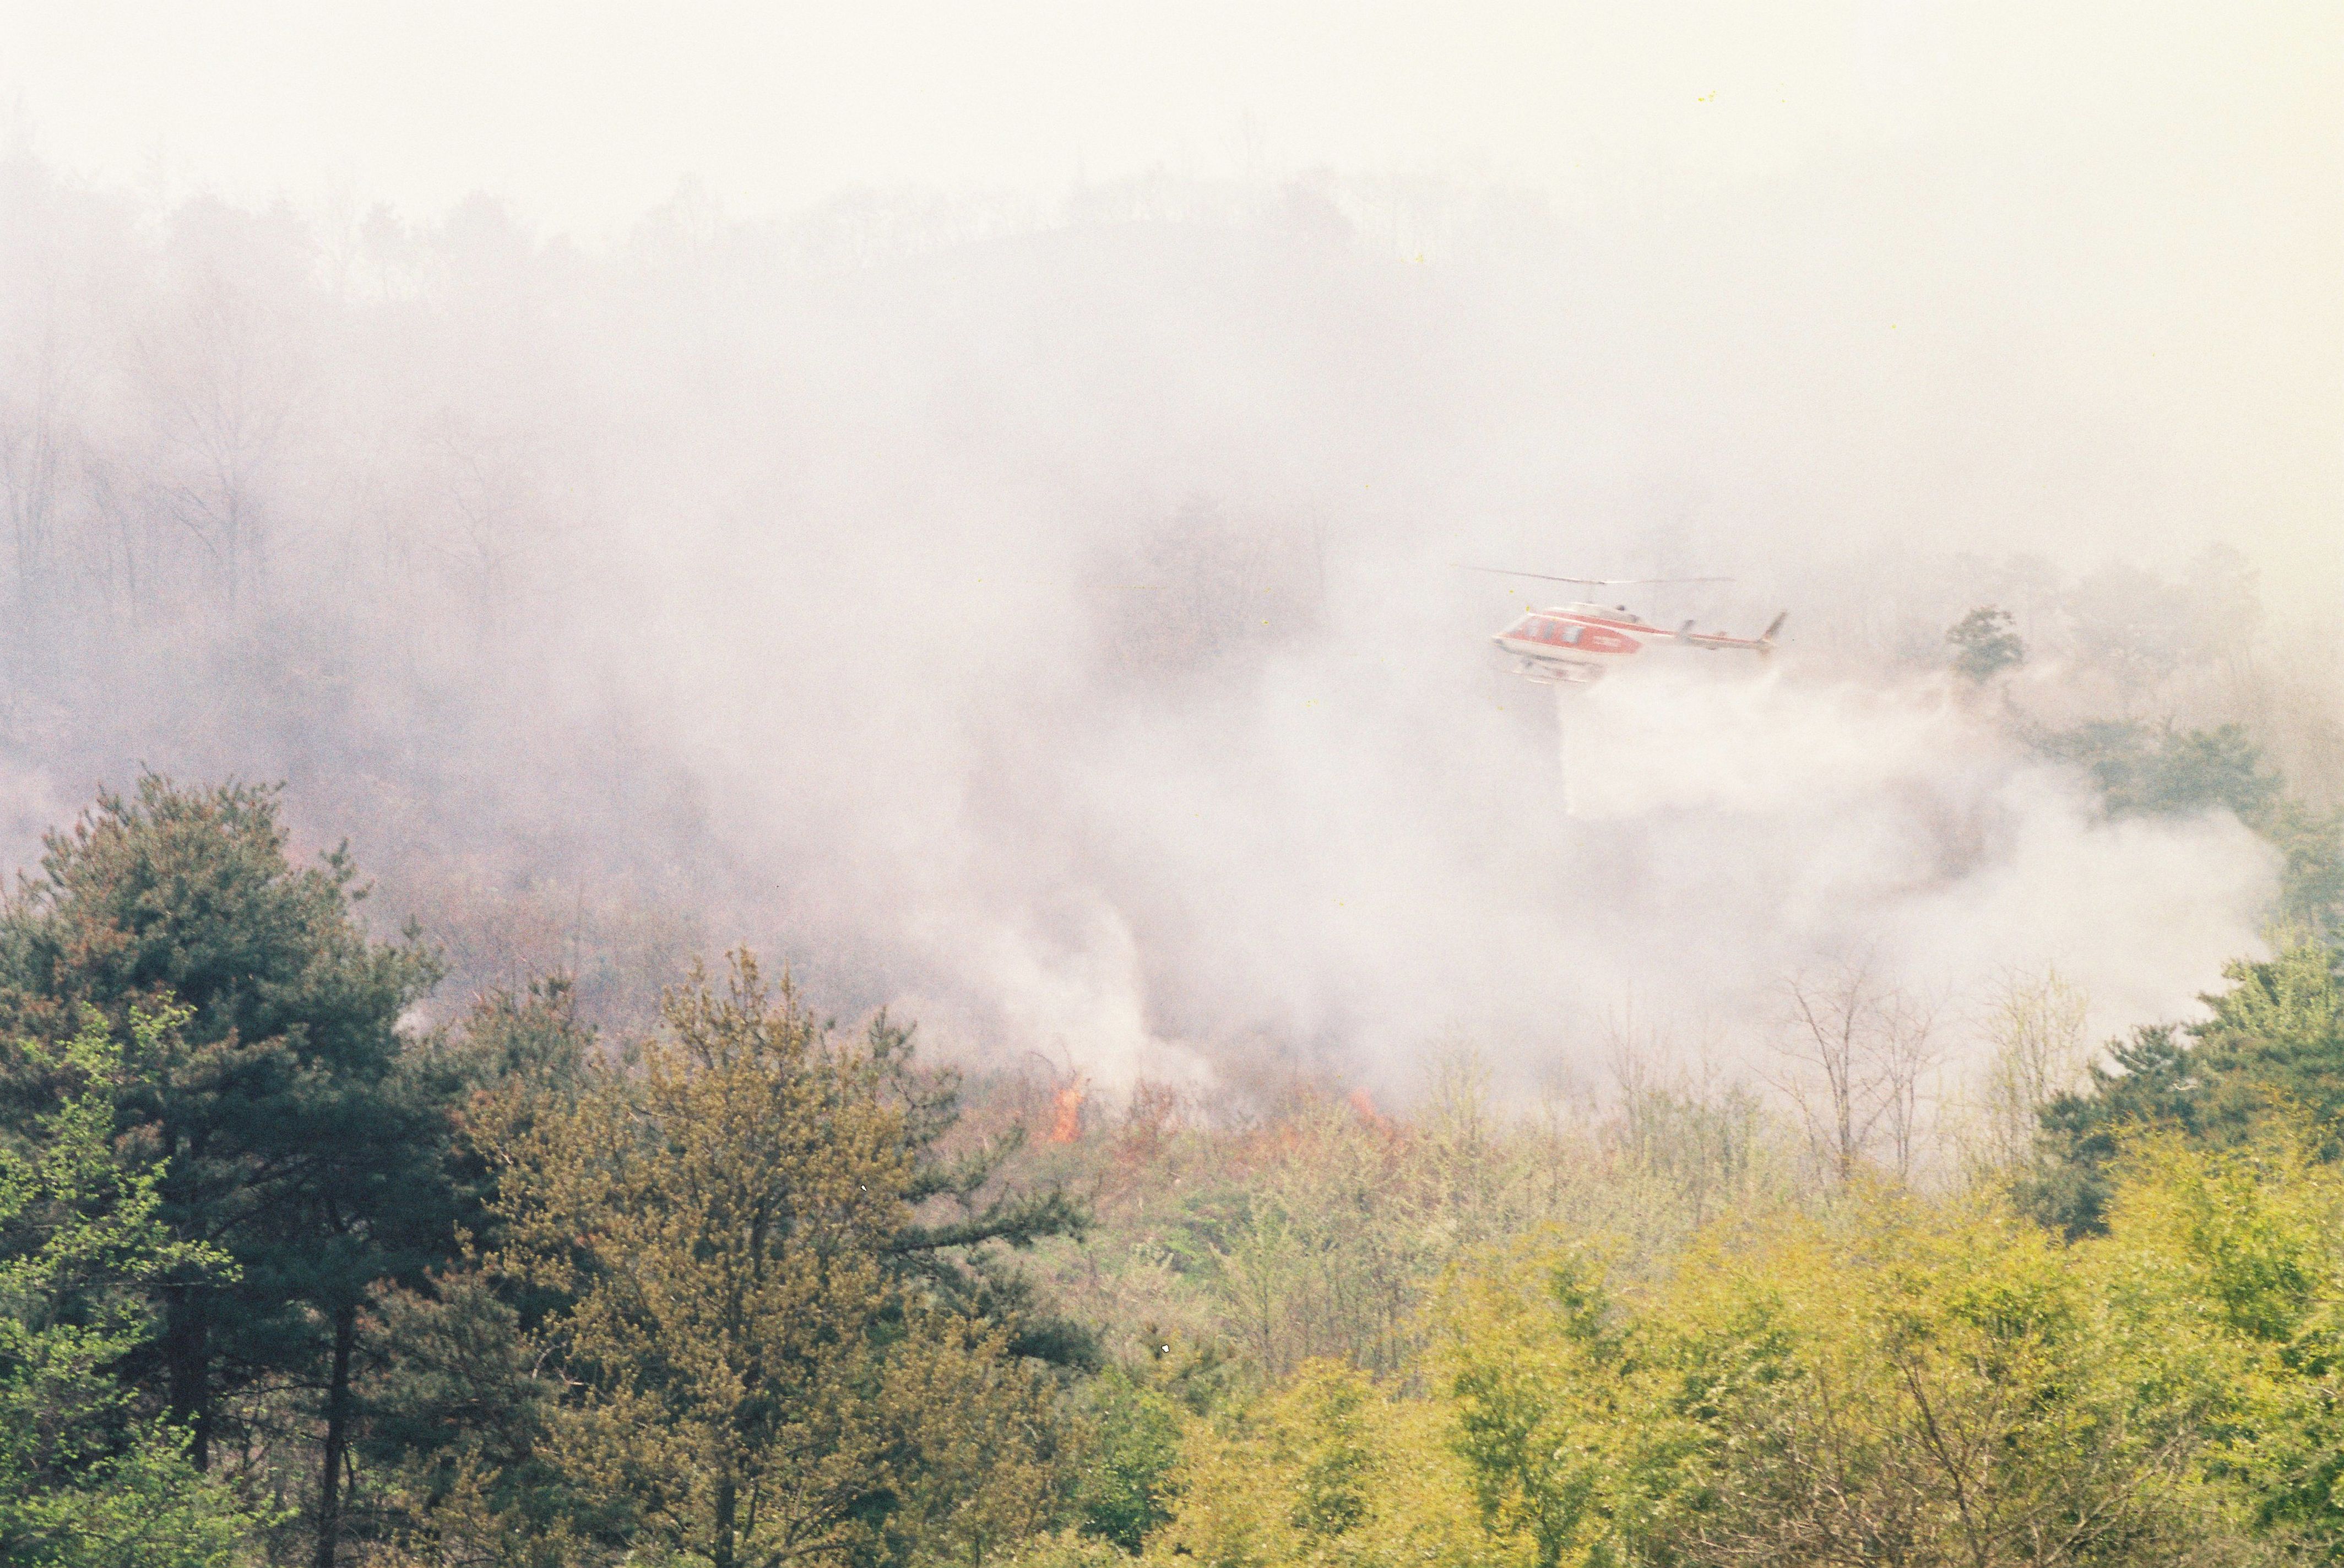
[3, 40, 2341, 1564]
[1, 707, 2340, 1566]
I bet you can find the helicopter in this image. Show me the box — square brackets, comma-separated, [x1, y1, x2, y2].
[1467, 569, 1787, 686]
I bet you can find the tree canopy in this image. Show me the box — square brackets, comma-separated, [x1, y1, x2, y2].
[1947, 605, 2026, 683]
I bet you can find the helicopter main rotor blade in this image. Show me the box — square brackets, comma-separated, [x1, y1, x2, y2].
[1456, 566, 1735, 585]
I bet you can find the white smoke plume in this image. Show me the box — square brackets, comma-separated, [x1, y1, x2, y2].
[0, 1, 2329, 1105]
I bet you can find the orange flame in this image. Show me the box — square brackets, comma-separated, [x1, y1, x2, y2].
[1348, 1087, 1390, 1130]
[1047, 1082, 1087, 1144]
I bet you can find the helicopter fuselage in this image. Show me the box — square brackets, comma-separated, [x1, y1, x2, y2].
[1493, 601, 1781, 685]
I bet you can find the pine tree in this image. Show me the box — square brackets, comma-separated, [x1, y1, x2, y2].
[2030, 941, 2344, 1235]
[0, 776, 458, 1567]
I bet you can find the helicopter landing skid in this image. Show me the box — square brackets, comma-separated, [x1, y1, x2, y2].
[1515, 658, 1603, 686]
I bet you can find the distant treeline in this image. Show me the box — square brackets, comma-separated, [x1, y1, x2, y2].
[2, 773, 2341, 1567]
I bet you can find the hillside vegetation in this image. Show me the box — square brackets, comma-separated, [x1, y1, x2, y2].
[1, 751, 2341, 1568]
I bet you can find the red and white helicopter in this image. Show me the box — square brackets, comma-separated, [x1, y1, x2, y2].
[1471, 569, 1788, 686]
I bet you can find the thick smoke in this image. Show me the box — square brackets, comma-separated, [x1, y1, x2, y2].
[1561, 669, 2273, 1044]
[0, 139, 2317, 1103]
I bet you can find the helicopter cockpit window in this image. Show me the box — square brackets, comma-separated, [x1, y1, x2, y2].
[1510, 616, 1586, 647]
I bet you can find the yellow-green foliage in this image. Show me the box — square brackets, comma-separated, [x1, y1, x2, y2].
[473, 954, 1059, 1568]
[1151, 1142, 2344, 1568]
[1148, 1360, 1501, 1568]
[2098, 1137, 2344, 1544]
[1028, 1060, 1795, 1383]
[1605, 1197, 2262, 1567]
[1431, 1241, 1641, 1568]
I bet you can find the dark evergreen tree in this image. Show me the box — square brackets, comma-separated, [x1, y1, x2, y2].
[2028, 941, 2344, 1235]
[354, 979, 605, 1566]
[870, 1011, 1094, 1367]
[0, 776, 458, 1567]
[2040, 719, 2281, 822]
[2034, 719, 2344, 937]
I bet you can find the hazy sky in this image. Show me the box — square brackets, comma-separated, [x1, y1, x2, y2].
[10, 3, 2336, 605]
[6, 3, 2332, 236]
[15, 2, 1890, 228]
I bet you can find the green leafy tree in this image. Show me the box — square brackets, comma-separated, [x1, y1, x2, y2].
[2027, 1024, 2203, 1236]
[1638, 1206, 2253, 1567]
[475, 954, 1070, 1568]
[357, 1268, 602, 1568]
[1, 1006, 259, 1566]
[1947, 605, 2026, 683]
[1066, 1369, 1184, 1552]
[2190, 941, 2344, 1127]
[2133, 725, 2283, 819]
[1435, 1245, 1637, 1568]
